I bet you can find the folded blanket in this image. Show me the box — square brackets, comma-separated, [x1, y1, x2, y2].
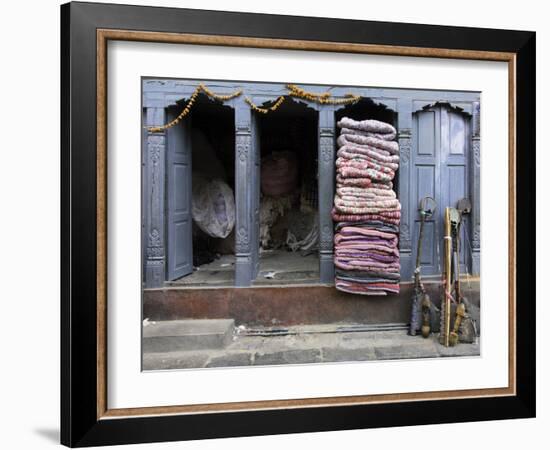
[335, 195, 400, 208]
[369, 181, 394, 190]
[336, 269, 401, 281]
[333, 117, 401, 297]
[337, 166, 394, 183]
[336, 244, 396, 255]
[336, 258, 400, 270]
[337, 133, 399, 155]
[332, 212, 401, 226]
[337, 151, 399, 172]
[335, 221, 400, 234]
[337, 118, 397, 141]
[336, 157, 396, 177]
[335, 239, 398, 252]
[337, 195, 390, 204]
[335, 259, 401, 272]
[337, 142, 393, 158]
[332, 208, 401, 219]
[339, 127, 396, 142]
[336, 176, 372, 188]
[335, 250, 399, 263]
[335, 280, 400, 295]
[337, 275, 399, 284]
[336, 226, 398, 241]
[336, 175, 393, 189]
[333, 200, 401, 215]
[335, 248, 400, 261]
[336, 187, 396, 198]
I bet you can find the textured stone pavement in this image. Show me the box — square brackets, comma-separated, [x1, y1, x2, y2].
[143, 328, 480, 370]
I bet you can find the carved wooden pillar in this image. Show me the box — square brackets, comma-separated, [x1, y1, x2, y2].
[397, 98, 413, 280]
[471, 101, 481, 275]
[318, 106, 335, 283]
[234, 104, 255, 287]
[144, 107, 167, 288]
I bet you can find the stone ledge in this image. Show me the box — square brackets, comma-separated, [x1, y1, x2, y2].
[142, 329, 480, 370]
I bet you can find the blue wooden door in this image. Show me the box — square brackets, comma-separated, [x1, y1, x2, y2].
[441, 107, 471, 273]
[412, 104, 471, 276]
[166, 113, 193, 281]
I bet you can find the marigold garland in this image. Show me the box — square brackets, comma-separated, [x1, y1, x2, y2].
[245, 96, 286, 114]
[147, 83, 362, 132]
[147, 83, 242, 132]
[286, 84, 361, 105]
[200, 84, 243, 102]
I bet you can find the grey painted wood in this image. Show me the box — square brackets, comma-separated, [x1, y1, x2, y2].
[410, 104, 473, 278]
[144, 107, 167, 288]
[471, 101, 481, 275]
[234, 103, 254, 286]
[142, 79, 481, 286]
[251, 110, 261, 279]
[444, 107, 471, 272]
[411, 107, 440, 277]
[142, 109, 147, 283]
[318, 106, 336, 283]
[396, 98, 413, 280]
[165, 111, 193, 281]
[143, 79, 480, 109]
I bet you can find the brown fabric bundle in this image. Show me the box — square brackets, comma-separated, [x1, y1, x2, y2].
[261, 151, 298, 197]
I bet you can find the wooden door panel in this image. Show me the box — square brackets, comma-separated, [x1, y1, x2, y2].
[412, 105, 472, 276]
[166, 114, 193, 281]
[412, 108, 440, 275]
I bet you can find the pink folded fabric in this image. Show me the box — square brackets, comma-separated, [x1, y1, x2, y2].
[336, 226, 398, 241]
[331, 211, 401, 225]
[336, 176, 372, 187]
[335, 245, 399, 257]
[333, 199, 401, 215]
[369, 181, 394, 190]
[335, 259, 401, 271]
[338, 127, 397, 142]
[337, 166, 394, 183]
[336, 157, 396, 176]
[337, 118, 397, 141]
[332, 208, 401, 218]
[335, 280, 400, 295]
[337, 143, 399, 165]
[333, 117, 401, 297]
[336, 187, 396, 198]
[337, 153, 399, 172]
[337, 133, 399, 154]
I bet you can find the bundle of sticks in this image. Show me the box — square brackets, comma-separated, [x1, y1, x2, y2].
[332, 117, 401, 295]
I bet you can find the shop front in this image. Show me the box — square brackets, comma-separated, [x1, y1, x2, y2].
[142, 79, 480, 327]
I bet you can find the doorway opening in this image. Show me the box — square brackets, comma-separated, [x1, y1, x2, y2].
[254, 98, 320, 285]
[167, 94, 237, 287]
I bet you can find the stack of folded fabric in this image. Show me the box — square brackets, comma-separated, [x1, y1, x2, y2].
[332, 117, 401, 295]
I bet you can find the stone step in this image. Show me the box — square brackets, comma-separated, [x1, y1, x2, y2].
[143, 319, 235, 353]
[142, 329, 480, 370]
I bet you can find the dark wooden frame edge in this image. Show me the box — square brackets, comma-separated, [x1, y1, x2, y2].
[61, 1, 536, 447]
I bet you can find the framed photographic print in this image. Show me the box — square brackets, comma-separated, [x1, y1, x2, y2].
[61, 1, 536, 447]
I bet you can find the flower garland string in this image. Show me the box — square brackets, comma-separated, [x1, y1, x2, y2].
[286, 84, 361, 105]
[245, 96, 286, 114]
[147, 83, 363, 132]
[147, 83, 242, 132]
